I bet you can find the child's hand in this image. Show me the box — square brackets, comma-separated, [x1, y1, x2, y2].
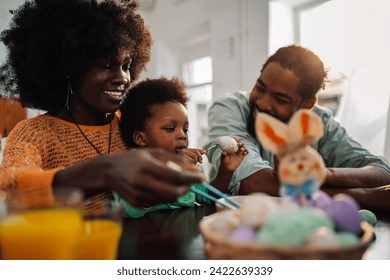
[220, 139, 248, 171]
[177, 148, 206, 164]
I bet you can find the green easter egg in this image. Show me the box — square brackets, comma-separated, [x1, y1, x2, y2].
[359, 209, 377, 226]
[336, 232, 359, 246]
[256, 208, 335, 247]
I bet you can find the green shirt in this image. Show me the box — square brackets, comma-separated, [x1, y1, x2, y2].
[114, 183, 211, 218]
[204, 91, 390, 195]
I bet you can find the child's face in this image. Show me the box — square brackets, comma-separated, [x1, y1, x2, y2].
[141, 101, 189, 153]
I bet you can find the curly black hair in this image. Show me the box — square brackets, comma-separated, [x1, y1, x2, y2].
[119, 76, 189, 147]
[261, 45, 328, 99]
[0, 0, 152, 111]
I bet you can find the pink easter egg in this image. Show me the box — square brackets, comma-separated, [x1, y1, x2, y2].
[305, 226, 339, 249]
[230, 226, 257, 243]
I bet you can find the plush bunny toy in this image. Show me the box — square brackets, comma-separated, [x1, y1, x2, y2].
[255, 109, 327, 206]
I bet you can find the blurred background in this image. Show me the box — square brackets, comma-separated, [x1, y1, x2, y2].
[1, 0, 389, 161]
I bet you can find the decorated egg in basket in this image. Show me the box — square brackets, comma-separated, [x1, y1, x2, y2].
[199, 199, 374, 260]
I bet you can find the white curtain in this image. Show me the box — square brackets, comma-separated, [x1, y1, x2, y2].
[335, 64, 390, 158]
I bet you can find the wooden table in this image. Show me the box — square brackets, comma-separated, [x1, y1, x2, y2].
[117, 205, 390, 260]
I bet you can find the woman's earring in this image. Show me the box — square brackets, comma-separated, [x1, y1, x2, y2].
[65, 76, 74, 111]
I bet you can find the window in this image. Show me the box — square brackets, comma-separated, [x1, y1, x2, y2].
[298, 0, 390, 115]
[298, 0, 390, 157]
[181, 56, 213, 149]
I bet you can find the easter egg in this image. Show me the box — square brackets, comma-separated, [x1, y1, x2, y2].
[209, 212, 240, 234]
[359, 209, 377, 226]
[312, 191, 332, 210]
[237, 195, 280, 227]
[257, 208, 335, 246]
[277, 197, 299, 213]
[324, 199, 362, 234]
[333, 194, 360, 211]
[305, 226, 339, 249]
[336, 232, 359, 246]
[230, 226, 257, 243]
[217, 136, 238, 154]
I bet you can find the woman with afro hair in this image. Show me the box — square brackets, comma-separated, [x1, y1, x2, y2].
[0, 0, 204, 212]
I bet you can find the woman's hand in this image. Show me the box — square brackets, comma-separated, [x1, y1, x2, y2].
[54, 148, 205, 207]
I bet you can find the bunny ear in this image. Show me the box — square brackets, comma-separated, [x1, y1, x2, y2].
[255, 112, 288, 154]
[288, 109, 324, 144]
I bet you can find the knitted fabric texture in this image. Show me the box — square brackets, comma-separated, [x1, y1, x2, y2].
[0, 114, 127, 211]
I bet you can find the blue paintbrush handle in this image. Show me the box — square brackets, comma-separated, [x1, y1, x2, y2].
[191, 186, 236, 210]
[201, 182, 241, 208]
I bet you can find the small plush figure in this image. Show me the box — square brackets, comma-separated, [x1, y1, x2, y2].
[255, 109, 327, 206]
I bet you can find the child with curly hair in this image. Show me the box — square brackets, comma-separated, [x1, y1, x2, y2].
[118, 76, 248, 217]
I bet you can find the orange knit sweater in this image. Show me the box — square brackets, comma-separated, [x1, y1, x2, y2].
[0, 113, 127, 210]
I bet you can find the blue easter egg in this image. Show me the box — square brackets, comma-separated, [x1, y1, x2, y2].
[359, 209, 377, 226]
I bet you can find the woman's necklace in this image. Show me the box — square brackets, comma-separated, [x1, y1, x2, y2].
[67, 110, 112, 156]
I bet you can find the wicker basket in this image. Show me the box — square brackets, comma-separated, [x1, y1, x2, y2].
[200, 209, 374, 260]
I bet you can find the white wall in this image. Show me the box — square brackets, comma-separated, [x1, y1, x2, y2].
[140, 0, 270, 100]
[0, 0, 43, 118]
[299, 0, 390, 157]
[0, 0, 25, 64]
[239, 0, 269, 97]
[269, 1, 295, 55]
[300, 0, 390, 76]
